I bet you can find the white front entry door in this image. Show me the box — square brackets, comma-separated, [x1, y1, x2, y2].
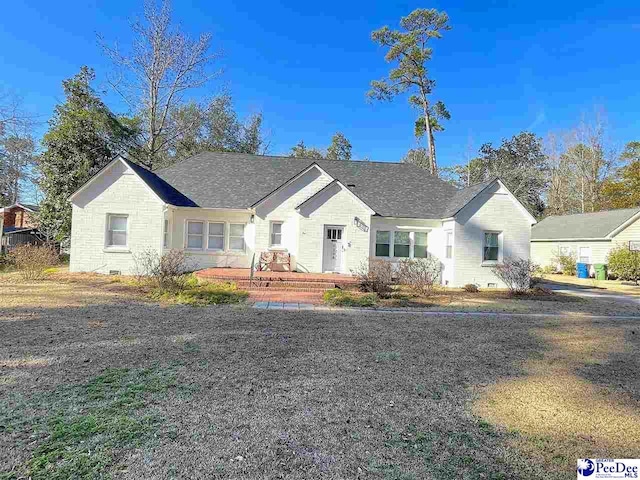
[323, 226, 344, 272]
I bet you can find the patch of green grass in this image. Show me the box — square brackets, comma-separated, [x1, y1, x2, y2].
[0, 366, 177, 479]
[183, 341, 200, 354]
[383, 423, 512, 479]
[323, 288, 377, 307]
[150, 281, 248, 306]
[375, 351, 400, 362]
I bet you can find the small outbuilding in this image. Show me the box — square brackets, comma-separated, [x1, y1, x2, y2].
[531, 207, 640, 270]
[0, 203, 42, 253]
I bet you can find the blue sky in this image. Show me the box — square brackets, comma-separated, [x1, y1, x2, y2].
[1, 0, 639, 167]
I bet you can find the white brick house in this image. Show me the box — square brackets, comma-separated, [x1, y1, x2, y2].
[69, 153, 537, 287]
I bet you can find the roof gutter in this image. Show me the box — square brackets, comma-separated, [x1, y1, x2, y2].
[605, 210, 640, 238]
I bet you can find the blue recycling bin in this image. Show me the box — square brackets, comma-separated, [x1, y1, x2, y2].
[576, 263, 589, 278]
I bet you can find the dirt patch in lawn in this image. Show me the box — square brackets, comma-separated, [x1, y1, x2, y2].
[2, 279, 640, 479]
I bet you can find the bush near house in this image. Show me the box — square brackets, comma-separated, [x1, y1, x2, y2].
[8, 244, 60, 280]
[491, 257, 538, 294]
[463, 283, 479, 293]
[133, 249, 192, 291]
[397, 257, 442, 296]
[151, 279, 249, 306]
[552, 248, 577, 276]
[607, 245, 640, 284]
[352, 259, 393, 296]
[131, 249, 248, 305]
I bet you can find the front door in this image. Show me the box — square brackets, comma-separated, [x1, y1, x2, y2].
[323, 226, 344, 272]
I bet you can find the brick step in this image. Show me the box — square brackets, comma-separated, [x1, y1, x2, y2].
[246, 285, 361, 293]
[236, 280, 336, 290]
[246, 285, 334, 292]
[196, 272, 359, 285]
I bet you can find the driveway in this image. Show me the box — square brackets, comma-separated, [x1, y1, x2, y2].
[542, 281, 640, 306]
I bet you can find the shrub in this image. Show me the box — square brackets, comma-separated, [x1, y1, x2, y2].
[538, 264, 557, 275]
[351, 259, 393, 296]
[607, 245, 640, 284]
[151, 281, 248, 306]
[552, 248, 577, 276]
[323, 288, 377, 307]
[396, 257, 442, 296]
[463, 283, 479, 293]
[0, 253, 12, 271]
[8, 244, 59, 280]
[490, 257, 539, 293]
[133, 249, 192, 291]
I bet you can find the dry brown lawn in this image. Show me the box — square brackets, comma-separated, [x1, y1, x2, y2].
[1, 275, 640, 479]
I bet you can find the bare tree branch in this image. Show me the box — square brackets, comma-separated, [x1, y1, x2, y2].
[100, 0, 222, 169]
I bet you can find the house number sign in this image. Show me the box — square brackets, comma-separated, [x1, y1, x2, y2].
[354, 216, 369, 232]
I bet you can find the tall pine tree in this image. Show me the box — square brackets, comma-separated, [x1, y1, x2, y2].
[39, 67, 137, 243]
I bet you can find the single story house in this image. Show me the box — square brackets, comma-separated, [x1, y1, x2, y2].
[69, 152, 537, 287]
[531, 207, 640, 269]
[0, 202, 42, 253]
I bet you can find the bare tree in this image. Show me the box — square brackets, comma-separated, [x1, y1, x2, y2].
[564, 108, 616, 213]
[0, 91, 37, 205]
[101, 0, 221, 169]
[545, 107, 618, 215]
[545, 132, 573, 215]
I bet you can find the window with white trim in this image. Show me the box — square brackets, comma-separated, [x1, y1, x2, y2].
[375, 231, 390, 257]
[163, 219, 169, 248]
[483, 232, 500, 262]
[207, 222, 224, 250]
[229, 223, 245, 251]
[445, 231, 453, 259]
[414, 232, 428, 258]
[270, 222, 283, 247]
[106, 214, 128, 247]
[579, 246, 592, 264]
[186, 221, 204, 249]
[394, 231, 410, 258]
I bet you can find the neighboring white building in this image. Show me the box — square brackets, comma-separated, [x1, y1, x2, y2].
[69, 153, 537, 287]
[531, 208, 640, 270]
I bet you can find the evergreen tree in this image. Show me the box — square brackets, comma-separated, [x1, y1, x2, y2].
[38, 67, 136, 243]
[326, 132, 352, 160]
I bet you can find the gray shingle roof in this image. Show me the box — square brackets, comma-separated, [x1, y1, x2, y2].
[154, 152, 463, 218]
[441, 179, 496, 218]
[122, 158, 197, 207]
[531, 208, 640, 240]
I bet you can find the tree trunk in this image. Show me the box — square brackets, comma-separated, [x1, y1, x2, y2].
[421, 93, 437, 176]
